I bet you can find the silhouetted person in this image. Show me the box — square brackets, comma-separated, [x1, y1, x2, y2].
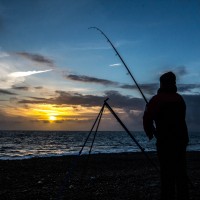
[143, 72, 189, 200]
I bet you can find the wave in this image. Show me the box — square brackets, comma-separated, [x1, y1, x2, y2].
[0, 131, 199, 160]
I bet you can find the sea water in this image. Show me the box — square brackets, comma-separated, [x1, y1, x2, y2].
[0, 131, 199, 160]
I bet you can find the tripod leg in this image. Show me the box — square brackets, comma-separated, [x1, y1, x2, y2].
[79, 103, 105, 156]
[88, 105, 104, 155]
[105, 101, 159, 172]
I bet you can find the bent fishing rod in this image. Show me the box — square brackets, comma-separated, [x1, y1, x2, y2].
[88, 27, 148, 104]
[89, 27, 159, 171]
[89, 27, 157, 138]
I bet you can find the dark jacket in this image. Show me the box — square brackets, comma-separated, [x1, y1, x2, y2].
[143, 87, 189, 146]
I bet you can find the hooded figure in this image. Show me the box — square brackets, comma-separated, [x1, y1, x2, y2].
[143, 72, 189, 200]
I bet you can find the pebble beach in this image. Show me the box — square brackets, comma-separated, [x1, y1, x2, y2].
[0, 152, 200, 200]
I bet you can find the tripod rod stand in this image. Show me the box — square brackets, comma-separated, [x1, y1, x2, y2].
[79, 98, 159, 172]
[57, 98, 159, 199]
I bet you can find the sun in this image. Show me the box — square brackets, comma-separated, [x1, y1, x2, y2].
[49, 116, 57, 121]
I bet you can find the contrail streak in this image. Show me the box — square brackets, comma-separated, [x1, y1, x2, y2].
[8, 69, 52, 77]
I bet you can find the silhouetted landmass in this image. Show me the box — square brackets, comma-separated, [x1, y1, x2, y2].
[0, 152, 199, 200]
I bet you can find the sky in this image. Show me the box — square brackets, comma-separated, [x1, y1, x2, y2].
[0, 0, 200, 131]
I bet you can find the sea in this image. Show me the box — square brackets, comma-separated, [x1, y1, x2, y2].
[0, 131, 199, 160]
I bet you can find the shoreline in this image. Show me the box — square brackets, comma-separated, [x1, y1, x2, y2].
[1, 150, 156, 161]
[1, 152, 200, 199]
[1, 148, 199, 161]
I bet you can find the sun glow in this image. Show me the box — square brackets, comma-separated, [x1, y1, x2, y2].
[49, 115, 57, 121]
[3, 103, 103, 124]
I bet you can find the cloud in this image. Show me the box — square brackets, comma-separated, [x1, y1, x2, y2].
[66, 73, 157, 96]
[50, 91, 200, 131]
[3, 87, 200, 131]
[13, 86, 44, 91]
[109, 63, 121, 67]
[178, 84, 200, 94]
[121, 82, 200, 96]
[0, 63, 26, 89]
[52, 90, 106, 106]
[66, 74, 118, 86]
[66, 73, 200, 96]
[120, 83, 158, 95]
[0, 89, 17, 95]
[104, 90, 144, 109]
[66, 74, 154, 95]
[16, 52, 54, 66]
[17, 96, 48, 104]
[12, 86, 29, 91]
[0, 59, 53, 89]
[8, 69, 52, 78]
[14, 90, 146, 131]
[18, 90, 145, 110]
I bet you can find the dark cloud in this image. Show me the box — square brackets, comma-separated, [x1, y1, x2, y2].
[104, 90, 144, 109]
[140, 83, 159, 95]
[53, 90, 144, 109]
[0, 111, 24, 128]
[53, 90, 106, 106]
[12, 86, 29, 91]
[66, 73, 157, 95]
[66, 74, 118, 86]
[66, 74, 158, 95]
[11, 86, 44, 91]
[178, 84, 200, 93]
[17, 90, 144, 110]
[2, 88, 200, 131]
[0, 89, 17, 95]
[66, 73, 200, 97]
[121, 83, 200, 96]
[122, 83, 200, 95]
[16, 52, 54, 66]
[30, 97, 47, 100]
[15, 87, 200, 131]
[121, 83, 158, 95]
[18, 96, 47, 104]
[16, 81, 200, 111]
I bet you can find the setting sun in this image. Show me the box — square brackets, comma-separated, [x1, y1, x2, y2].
[49, 116, 57, 121]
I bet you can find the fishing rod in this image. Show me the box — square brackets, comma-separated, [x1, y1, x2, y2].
[89, 27, 157, 140]
[88, 28, 159, 170]
[88, 27, 148, 104]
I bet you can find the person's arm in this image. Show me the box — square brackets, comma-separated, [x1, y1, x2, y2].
[143, 101, 155, 140]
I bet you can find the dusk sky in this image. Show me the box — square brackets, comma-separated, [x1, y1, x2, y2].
[0, 0, 200, 131]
